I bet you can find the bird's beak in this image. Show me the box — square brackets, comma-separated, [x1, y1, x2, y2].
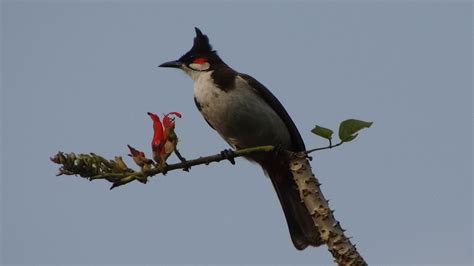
[158, 60, 183, 69]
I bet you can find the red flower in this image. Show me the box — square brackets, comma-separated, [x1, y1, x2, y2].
[163, 112, 182, 130]
[148, 112, 165, 153]
[147, 112, 181, 166]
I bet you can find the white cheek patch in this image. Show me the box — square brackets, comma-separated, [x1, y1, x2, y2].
[189, 62, 210, 71]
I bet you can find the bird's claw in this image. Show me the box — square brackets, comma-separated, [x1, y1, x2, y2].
[220, 149, 236, 165]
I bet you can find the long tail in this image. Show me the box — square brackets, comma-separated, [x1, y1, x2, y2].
[260, 157, 323, 250]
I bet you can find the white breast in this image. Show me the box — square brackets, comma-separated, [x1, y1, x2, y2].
[193, 71, 291, 150]
[193, 71, 223, 106]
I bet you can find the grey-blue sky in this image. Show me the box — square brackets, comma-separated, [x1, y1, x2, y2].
[1, 1, 472, 265]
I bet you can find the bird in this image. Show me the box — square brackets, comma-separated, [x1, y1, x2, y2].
[159, 27, 322, 250]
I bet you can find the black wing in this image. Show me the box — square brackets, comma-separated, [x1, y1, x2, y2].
[238, 73, 306, 152]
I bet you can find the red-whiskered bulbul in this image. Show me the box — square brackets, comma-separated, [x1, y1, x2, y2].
[159, 27, 322, 250]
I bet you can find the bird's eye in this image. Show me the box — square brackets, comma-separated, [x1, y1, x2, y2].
[188, 57, 210, 71]
[192, 58, 207, 64]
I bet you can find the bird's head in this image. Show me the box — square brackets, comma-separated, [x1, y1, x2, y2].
[159, 27, 224, 78]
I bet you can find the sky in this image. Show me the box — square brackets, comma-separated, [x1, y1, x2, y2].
[1, 1, 472, 265]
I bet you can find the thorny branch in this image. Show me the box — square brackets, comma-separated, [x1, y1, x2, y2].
[50, 142, 366, 265]
[290, 153, 367, 265]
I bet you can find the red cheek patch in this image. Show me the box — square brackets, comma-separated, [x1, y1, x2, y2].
[193, 58, 207, 64]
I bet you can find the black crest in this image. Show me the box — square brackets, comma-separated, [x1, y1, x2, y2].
[190, 27, 213, 54]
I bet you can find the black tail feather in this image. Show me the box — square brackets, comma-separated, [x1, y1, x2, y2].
[261, 158, 323, 250]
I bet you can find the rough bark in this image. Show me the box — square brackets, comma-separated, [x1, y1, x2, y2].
[290, 154, 367, 265]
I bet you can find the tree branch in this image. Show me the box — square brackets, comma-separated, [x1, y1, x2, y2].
[50, 145, 275, 189]
[50, 143, 367, 265]
[290, 154, 367, 265]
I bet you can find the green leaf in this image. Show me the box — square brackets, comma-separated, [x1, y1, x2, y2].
[338, 119, 373, 142]
[311, 125, 334, 140]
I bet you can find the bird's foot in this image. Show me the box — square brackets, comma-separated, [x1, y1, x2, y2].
[220, 149, 236, 165]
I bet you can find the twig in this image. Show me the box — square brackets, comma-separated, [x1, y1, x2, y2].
[50, 143, 345, 189]
[173, 148, 190, 171]
[51, 145, 275, 189]
[305, 141, 343, 154]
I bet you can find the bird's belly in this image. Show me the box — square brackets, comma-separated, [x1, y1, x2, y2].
[194, 83, 291, 150]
